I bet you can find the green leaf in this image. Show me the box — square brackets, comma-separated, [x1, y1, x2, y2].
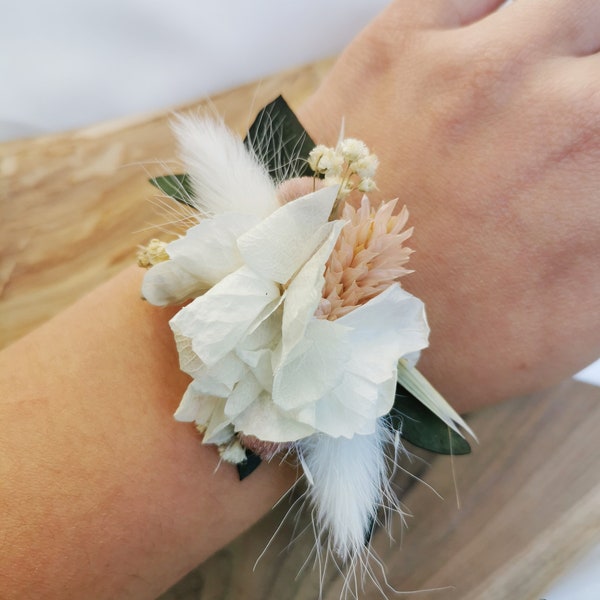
[237, 450, 262, 481]
[244, 95, 316, 183]
[149, 96, 316, 206]
[149, 173, 195, 208]
[391, 386, 471, 455]
[396, 360, 475, 440]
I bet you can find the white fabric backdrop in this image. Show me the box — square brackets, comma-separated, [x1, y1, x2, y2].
[0, 0, 388, 140]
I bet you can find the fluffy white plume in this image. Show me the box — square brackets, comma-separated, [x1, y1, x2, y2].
[297, 418, 395, 562]
[172, 115, 280, 218]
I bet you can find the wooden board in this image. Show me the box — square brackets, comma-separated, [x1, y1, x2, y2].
[1, 60, 598, 600]
[0, 59, 332, 347]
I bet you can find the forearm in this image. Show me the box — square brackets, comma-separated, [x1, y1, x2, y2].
[0, 266, 296, 599]
[3, 1, 600, 595]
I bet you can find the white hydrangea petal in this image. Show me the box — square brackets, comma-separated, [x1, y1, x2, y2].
[340, 284, 430, 385]
[173, 382, 204, 422]
[277, 285, 429, 438]
[331, 372, 381, 417]
[402, 350, 422, 369]
[236, 307, 281, 352]
[279, 219, 345, 361]
[235, 312, 280, 393]
[236, 348, 275, 394]
[142, 259, 208, 307]
[173, 332, 247, 396]
[203, 400, 236, 445]
[312, 392, 378, 438]
[224, 373, 264, 418]
[194, 356, 247, 396]
[172, 115, 280, 218]
[173, 331, 204, 377]
[170, 266, 280, 367]
[237, 186, 339, 284]
[167, 212, 259, 282]
[233, 392, 316, 442]
[174, 382, 220, 424]
[273, 318, 351, 411]
[174, 383, 233, 445]
[294, 373, 394, 438]
[205, 424, 236, 446]
[141, 212, 258, 307]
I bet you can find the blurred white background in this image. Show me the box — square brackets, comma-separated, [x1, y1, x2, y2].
[1, 2, 598, 597]
[0, 0, 388, 141]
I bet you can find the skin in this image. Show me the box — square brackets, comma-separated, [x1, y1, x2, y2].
[1, 0, 599, 597]
[299, 0, 600, 411]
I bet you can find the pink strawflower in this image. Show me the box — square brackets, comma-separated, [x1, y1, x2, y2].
[316, 197, 414, 321]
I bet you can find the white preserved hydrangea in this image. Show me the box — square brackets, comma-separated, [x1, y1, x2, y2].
[164, 185, 429, 443]
[141, 116, 430, 444]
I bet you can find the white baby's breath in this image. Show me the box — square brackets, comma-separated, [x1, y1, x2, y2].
[307, 137, 379, 205]
[307, 144, 328, 173]
[308, 144, 346, 177]
[339, 138, 369, 162]
[351, 154, 379, 179]
[357, 177, 377, 193]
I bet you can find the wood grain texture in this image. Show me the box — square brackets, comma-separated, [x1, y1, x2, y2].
[160, 381, 600, 600]
[0, 59, 332, 347]
[1, 59, 598, 600]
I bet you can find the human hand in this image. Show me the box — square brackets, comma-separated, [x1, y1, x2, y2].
[299, 0, 600, 411]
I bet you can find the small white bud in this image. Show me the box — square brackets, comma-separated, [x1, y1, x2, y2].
[358, 177, 377, 194]
[318, 148, 345, 176]
[218, 439, 247, 464]
[307, 145, 329, 173]
[137, 239, 169, 268]
[357, 177, 377, 193]
[351, 154, 379, 179]
[339, 138, 369, 163]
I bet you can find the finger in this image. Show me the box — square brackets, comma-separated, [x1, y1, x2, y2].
[495, 0, 600, 56]
[386, 0, 507, 29]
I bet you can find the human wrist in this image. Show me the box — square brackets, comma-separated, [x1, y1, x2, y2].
[0, 265, 297, 599]
[295, 60, 519, 415]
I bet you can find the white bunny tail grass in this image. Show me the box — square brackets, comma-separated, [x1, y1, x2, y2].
[297, 418, 403, 567]
[171, 115, 280, 219]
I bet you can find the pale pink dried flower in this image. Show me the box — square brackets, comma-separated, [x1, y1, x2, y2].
[316, 196, 414, 321]
[238, 435, 292, 461]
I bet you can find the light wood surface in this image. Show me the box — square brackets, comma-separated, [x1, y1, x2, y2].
[1, 60, 598, 600]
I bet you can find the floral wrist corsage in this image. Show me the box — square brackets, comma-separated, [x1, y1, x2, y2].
[138, 96, 474, 568]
